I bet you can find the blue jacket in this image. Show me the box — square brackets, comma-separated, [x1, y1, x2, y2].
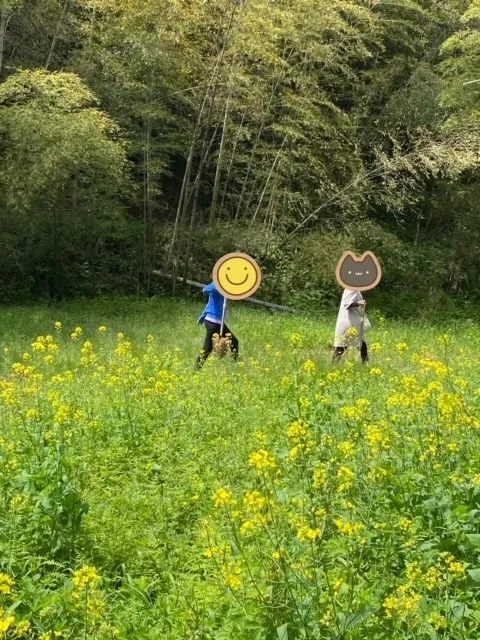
[198, 282, 225, 325]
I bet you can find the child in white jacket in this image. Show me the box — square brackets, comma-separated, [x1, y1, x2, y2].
[332, 289, 371, 364]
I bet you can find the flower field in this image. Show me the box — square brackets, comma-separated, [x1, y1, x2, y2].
[1, 298, 480, 639]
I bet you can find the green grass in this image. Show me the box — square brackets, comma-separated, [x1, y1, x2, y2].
[0, 296, 480, 640]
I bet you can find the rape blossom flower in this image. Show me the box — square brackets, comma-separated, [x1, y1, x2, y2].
[213, 488, 235, 508]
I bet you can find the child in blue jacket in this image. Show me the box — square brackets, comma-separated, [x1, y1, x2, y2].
[195, 282, 239, 369]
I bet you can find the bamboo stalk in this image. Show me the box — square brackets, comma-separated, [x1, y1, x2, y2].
[166, 1, 240, 286]
[209, 89, 232, 225]
[153, 271, 297, 313]
[0, 6, 7, 74]
[45, 0, 70, 70]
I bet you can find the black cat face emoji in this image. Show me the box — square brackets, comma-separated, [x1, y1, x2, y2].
[336, 251, 382, 291]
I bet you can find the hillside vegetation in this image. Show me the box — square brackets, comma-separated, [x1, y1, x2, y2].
[0, 1, 479, 306]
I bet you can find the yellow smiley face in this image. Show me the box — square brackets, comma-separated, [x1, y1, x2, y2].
[213, 253, 262, 300]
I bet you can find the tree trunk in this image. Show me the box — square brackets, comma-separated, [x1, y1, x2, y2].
[45, 0, 70, 70]
[209, 91, 231, 226]
[234, 70, 287, 221]
[165, 1, 239, 285]
[182, 121, 220, 281]
[250, 134, 287, 226]
[0, 6, 8, 75]
[143, 119, 153, 293]
[234, 118, 267, 221]
[153, 271, 297, 312]
[219, 109, 246, 220]
[172, 84, 220, 288]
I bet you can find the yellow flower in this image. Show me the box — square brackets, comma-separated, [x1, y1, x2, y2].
[370, 367, 383, 376]
[31, 337, 46, 352]
[326, 370, 341, 383]
[337, 466, 355, 492]
[240, 513, 268, 536]
[287, 419, 311, 442]
[10, 495, 28, 511]
[334, 517, 364, 536]
[224, 563, 242, 590]
[0, 612, 15, 634]
[72, 565, 100, 590]
[366, 424, 390, 453]
[384, 585, 421, 619]
[54, 321, 62, 330]
[290, 333, 303, 348]
[14, 620, 32, 635]
[71, 327, 83, 340]
[297, 525, 322, 543]
[340, 406, 356, 419]
[370, 342, 382, 353]
[399, 517, 412, 532]
[243, 490, 267, 512]
[424, 566, 441, 591]
[81, 341, 94, 354]
[338, 440, 355, 458]
[428, 612, 447, 631]
[54, 404, 71, 426]
[435, 552, 465, 579]
[300, 397, 312, 410]
[0, 573, 14, 595]
[454, 377, 468, 390]
[254, 431, 268, 444]
[249, 449, 277, 471]
[356, 398, 370, 412]
[203, 546, 221, 559]
[98, 326, 107, 333]
[115, 341, 132, 358]
[303, 359, 316, 374]
[406, 561, 423, 582]
[213, 488, 235, 508]
[396, 342, 409, 352]
[312, 464, 328, 489]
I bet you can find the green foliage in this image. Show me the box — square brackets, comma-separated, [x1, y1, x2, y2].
[0, 70, 130, 298]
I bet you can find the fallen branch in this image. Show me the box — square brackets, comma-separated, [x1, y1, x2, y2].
[153, 271, 297, 313]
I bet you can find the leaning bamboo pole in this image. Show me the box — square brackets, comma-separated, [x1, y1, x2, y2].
[152, 271, 297, 313]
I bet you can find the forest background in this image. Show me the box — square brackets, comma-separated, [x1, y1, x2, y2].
[0, 0, 479, 316]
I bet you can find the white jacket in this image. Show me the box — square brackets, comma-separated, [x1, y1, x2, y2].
[334, 289, 371, 348]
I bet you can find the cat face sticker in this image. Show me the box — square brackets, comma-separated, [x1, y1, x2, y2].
[336, 251, 382, 291]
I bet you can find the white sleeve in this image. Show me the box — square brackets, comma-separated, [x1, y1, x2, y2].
[343, 290, 359, 309]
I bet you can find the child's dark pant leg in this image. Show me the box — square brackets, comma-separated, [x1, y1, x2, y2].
[195, 321, 218, 370]
[223, 324, 239, 360]
[361, 341, 368, 364]
[195, 321, 239, 369]
[332, 347, 346, 363]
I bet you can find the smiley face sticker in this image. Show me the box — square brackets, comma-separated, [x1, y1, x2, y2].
[213, 253, 262, 300]
[336, 251, 382, 292]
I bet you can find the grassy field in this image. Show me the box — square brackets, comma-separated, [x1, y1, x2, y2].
[1, 296, 480, 640]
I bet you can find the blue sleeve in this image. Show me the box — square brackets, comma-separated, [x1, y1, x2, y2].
[203, 282, 216, 294]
